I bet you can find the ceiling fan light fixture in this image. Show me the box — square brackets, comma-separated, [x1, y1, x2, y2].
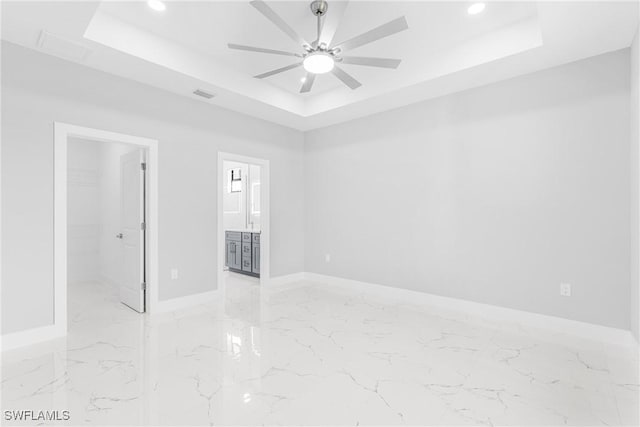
[303, 52, 335, 74]
[229, 0, 409, 92]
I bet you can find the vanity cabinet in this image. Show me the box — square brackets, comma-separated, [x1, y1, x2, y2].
[225, 231, 242, 270]
[226, 231, 260, 277]
[252, 244, 260, 274]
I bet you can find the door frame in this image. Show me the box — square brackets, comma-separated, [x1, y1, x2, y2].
[217, 152, 270, 295]
[54, 122, 159, 337]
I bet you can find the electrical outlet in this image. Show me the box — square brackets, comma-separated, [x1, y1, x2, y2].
[560, 282, 571, 297]
[171, 268, 179, 280]
[325, 254, 331, 263]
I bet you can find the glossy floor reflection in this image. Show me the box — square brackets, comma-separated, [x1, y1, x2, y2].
[2, 274, 639, 425]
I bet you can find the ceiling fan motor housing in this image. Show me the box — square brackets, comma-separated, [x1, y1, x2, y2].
[310, 0, 329, 17]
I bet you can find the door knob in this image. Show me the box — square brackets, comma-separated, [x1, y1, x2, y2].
[116, 233, 123, 239]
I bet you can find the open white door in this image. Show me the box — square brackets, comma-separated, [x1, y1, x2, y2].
[119, 149, 145, 312]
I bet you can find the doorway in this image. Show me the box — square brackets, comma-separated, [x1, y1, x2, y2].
[54, 123, 159, 337]
[217, 153, 270, 296]
[68, 138, 148, 318]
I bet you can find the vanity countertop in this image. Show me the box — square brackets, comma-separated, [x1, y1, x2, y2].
[227, 229, 261, 234]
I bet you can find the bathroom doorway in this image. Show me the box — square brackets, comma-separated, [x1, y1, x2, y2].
[217, 152, 270, 295]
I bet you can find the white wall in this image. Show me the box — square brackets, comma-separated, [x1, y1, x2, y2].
[222, 161, 262, 232]
[304, 49, 631, 329]
[2, 40, 634, 336]
[67, 138, 100, 283]
[1, 41, 305, 335]
[223, 161, 249, 231]
[630, 27, 640, 342]
[67, 138, 137, 287]
[98, 141, 138, 287]
[249, 163, 262, 230]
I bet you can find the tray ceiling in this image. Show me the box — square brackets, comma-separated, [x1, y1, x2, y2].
[2, 1, 638, 130]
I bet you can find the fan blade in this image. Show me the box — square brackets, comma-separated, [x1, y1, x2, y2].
[254, 62, 302, 79]
[339, 56, 401, 69]
[228, 43, 301, 57]
[300, 73, 316, 93]
[250, 0, 309, 48]
[331, 65, 361, 89]
[318, 1, 349, 47]
[333, 16, 408, 52]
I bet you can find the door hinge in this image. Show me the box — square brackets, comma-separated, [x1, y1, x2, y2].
[141, 222, 146, 230]
[141, 282, 147, 291]
[141, 162, 146, 171]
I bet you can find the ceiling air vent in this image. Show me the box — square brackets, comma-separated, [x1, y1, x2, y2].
[37, 30, 91, 62]
[193, 89, 215, 99]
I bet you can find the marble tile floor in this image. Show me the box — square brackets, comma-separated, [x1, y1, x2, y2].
[1, 274, 638, 426]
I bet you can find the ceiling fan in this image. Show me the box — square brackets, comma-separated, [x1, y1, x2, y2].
[228, 0, 409, 93]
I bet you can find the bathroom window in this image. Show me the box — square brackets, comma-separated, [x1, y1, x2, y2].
[229, 169, 242, 193]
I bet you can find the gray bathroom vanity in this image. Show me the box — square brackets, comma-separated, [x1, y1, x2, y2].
[225, 231, 260, 277]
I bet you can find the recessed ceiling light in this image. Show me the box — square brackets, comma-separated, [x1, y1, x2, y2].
[303, 52, 335, 74]
[467, 2, 485, 15]
[147, 0, 166, 12]
[300, 77, 307, 83]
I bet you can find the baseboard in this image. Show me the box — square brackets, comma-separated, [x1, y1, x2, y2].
[154, 289, 220, 313]
[1, 324, 66, 352]
[4, 274, 634, 351]
[303, 272, 637, 347]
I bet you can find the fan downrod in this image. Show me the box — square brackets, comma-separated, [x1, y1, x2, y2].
[310, 0, 328, 17]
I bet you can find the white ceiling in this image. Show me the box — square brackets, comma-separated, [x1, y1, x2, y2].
[97, 1, 539, 96]
[2, 1, 638, 130]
